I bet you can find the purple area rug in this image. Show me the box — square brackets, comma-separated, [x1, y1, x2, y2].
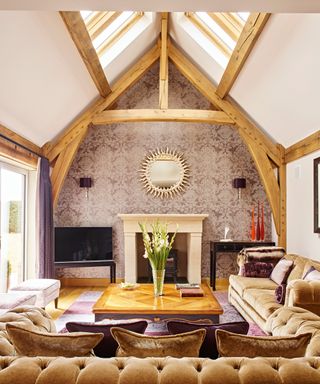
[55, 290, 265, 336]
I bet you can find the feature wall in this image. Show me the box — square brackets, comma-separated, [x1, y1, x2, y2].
[55, 63, 272, 279]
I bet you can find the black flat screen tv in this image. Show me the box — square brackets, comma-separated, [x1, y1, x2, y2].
[55, 227, 112, 263]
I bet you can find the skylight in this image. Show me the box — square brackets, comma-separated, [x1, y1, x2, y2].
[185, 12, 249, 63]
[196, 12, 236, 51]
[81, 11, 144, 62]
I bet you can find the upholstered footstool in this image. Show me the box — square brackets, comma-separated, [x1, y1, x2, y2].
[9, 279, 60, 308]
[0, 292, 37, 315]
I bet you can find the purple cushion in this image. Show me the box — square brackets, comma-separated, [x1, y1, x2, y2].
[66, 320, 148, 357]
[275, 283, 286, 304]
[243, 262, 274, 278]
[167, 321, 249, 359]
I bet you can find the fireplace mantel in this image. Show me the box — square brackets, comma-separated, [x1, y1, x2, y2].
[118, 213, 208, 284]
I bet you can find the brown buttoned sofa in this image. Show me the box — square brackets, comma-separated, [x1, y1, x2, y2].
[229, 254, 320, 331]
[1, 306, 320, 383]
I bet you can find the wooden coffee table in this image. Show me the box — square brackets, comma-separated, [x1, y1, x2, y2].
[93, 283, 223, 322]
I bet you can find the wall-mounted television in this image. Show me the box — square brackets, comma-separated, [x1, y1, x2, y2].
[55, 227, 112, 263]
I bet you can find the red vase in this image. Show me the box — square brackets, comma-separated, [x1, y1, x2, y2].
[251, 206, 256, 241]
[260, 203, 265, 241]
[256, 202, 261, 241]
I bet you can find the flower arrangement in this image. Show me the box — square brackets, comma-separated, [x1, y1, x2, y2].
[139, 220, 178, 271]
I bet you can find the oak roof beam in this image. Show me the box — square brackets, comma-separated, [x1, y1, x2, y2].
[92, 109, 234, 125]
[216, 13, 270, 99]
[60, 11, 111, 98]
[285, 130, 320, 163]
[159, 12, 169, 109]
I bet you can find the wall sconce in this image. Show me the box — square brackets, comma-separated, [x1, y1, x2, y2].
[233, 178, 246, 199]
[80, 177, 92, 199]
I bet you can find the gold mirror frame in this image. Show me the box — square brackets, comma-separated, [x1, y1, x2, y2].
[140, 148, 190, 198]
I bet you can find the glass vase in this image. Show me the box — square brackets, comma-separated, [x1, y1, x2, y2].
[152, 269, 165, 297]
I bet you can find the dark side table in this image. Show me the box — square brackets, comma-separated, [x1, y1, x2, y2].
[210, 241, 275, 290]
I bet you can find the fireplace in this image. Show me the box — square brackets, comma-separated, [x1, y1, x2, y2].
[118, 214, 208, 284]
[136, 233, 188, 282]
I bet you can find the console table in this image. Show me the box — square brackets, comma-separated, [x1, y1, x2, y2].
[210, 241, 275, 290]
[54, 260, 116, 283]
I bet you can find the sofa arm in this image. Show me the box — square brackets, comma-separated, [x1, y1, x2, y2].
[285, 280, 320, 315]
[0, 306, 56, 356]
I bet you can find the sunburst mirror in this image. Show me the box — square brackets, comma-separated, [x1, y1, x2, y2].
[140, 148, 190, 198]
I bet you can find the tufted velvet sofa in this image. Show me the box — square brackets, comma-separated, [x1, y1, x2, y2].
[1, 306, 320, 383]
[229, 254, 320, 331]
[1, 355, 320, 384]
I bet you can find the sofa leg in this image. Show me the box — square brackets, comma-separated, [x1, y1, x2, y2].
[54, 297, 58, 309]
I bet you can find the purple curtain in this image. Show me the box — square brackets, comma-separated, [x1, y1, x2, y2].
[38, 157, 54, 278]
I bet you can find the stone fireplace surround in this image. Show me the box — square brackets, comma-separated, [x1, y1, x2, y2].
[118, 214, 208, 284]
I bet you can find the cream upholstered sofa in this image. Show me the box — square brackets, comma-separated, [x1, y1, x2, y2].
[0, 306, 320, 383]
[229, 254, 320, 331]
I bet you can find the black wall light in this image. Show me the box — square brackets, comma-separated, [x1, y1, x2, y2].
[80, 177, 92, 198]
[233, 178, 246, 199]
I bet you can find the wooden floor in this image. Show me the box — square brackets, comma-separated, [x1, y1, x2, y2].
[46, 279, 229, 321]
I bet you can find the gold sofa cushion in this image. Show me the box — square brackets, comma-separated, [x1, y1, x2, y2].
[216, 329, 312, 358]
[243, 288, 282, 320]
[229, 275, 277, 298]
[6, 324, 103, 357]
[111, 327, 206, 358]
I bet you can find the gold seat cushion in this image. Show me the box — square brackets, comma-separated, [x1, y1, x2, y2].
[229, 275, 277, 298]
[243, 289, 282, 320]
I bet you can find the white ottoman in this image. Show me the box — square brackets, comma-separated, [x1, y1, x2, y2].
[9, 279, 60, 308]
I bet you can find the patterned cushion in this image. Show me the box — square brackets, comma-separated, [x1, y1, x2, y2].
[237, 247, 285, 274]
[243, 262, 273, 278]
[275, 284, 287, 304]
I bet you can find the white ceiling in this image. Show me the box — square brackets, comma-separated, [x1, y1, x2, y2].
[0, 11, 98, 146]
[230, 14, 320, 147]
[1, 0, 320, 12]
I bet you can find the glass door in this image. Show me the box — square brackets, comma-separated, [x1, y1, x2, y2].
[0, 164, 26, 292]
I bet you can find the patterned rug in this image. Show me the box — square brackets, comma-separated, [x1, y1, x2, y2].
[55, 290, 265, 336]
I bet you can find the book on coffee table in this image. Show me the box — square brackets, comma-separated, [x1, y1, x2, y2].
[180, 288, 204, 297]
[175, 283, 200, 290]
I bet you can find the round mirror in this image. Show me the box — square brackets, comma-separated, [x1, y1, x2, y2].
[140, 148, 190, 198]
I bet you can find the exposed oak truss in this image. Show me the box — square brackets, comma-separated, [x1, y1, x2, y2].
[167, 41, 285, 247]
[45, 44, 160, 207]
[43, 12, 286, 247]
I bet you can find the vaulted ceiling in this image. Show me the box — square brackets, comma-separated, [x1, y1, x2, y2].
[1, 1, 320, 249]
[0, 8, 319, 150]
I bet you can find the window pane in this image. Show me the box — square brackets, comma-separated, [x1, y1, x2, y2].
[0, 168, 25, 291]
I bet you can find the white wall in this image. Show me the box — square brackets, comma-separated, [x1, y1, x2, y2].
[287, 150, 320, 259]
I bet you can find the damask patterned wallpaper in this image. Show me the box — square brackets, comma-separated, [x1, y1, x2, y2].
[55, 63, 272, 279]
